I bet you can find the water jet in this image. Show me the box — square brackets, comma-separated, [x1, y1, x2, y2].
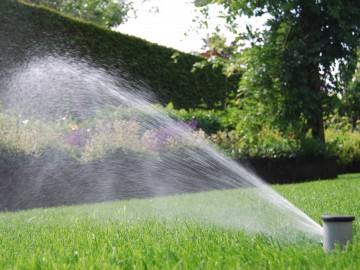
[321, 215, 355, 252]
[0, 54, 325, 240]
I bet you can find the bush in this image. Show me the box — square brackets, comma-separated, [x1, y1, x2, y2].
[161, 106, 351, 160]
[1, 103, 359, 168]
[209, 127, 296, 158]
[326, 129, 360, 167]
[162, 103, 226, 135]
[324, 114, 360, 167]
[0, 106, 207, 163]
[0, 110, 59, 156]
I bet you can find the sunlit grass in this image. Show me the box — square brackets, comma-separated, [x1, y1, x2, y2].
[0, 174, 359, 269]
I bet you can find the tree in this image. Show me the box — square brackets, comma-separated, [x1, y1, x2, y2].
[195, 0, 360, 148]
[344, 54, 360, 128]
[24, 0, 137, 27]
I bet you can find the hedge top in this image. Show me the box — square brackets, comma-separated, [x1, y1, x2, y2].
[0, 0, 238, 109]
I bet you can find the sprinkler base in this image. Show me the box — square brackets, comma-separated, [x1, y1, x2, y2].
[321, 215, 355, 252]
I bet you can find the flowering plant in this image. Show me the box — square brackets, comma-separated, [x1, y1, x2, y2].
[0, 105, 204, 162]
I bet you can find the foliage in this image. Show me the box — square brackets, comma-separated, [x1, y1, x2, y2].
[23, 0, 136, 27]
[163, 105, 360, 165]
[2, 0, 360, 165]
[164, 104, 334, 159]
[0, 107, 206, 162]
[343, 54, 360, 127]
[327, 129, 360, 167]
[325, 115, 360, 168]
[209, 127, 330, 158]
[1, 0, 237, 110]
[162, 103, 225, 135]
[1, 103, 359, 167]
[0, 174, 360, 269]
[0, 110, 59, 157]
[194, 0, 360, 146]
[206, 112, 360, 165]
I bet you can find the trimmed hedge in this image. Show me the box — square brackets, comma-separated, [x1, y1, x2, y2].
[0, 0, 238, 109]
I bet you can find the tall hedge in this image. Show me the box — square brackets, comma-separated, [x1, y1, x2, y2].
[0, 0, 238, 109]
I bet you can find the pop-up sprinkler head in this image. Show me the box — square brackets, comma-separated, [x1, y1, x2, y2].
[321, 215, 355, 252]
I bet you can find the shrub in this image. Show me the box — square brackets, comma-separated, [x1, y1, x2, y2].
[0, 110, 59, 156]
[161, 106, 348, 160]
[0, 106, 207, 163]
[1, 104, 359, 168]
[326, 129, 360, 167]
[162, 103, 225, 135]
[209, 127, 297, 158]
[324, 114, 360, 167]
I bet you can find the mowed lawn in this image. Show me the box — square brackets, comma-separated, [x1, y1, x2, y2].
[0, 174, 359, 269]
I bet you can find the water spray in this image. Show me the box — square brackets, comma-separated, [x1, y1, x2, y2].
[0, 55, 325, 238]
[321, 215, 355, 252]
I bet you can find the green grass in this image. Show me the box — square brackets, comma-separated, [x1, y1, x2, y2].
[0, 174, 359, 269]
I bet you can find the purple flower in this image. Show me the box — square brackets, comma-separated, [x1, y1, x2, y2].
[187, 118, 198, 130]
[150, 119, 197, 149]
[66, 129, 88, 147]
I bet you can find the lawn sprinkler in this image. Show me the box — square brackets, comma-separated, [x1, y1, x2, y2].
[321, 215, 355, 252]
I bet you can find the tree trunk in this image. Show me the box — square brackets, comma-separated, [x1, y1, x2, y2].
[311, 109, 325, 144]
[300, 3, 326, 149]
[308, 65, 326, 148]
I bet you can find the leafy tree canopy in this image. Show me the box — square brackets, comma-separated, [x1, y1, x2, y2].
[195, 0, 360, 146]
[345, 53, 360, 127]
[24, 0, 140, 27]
